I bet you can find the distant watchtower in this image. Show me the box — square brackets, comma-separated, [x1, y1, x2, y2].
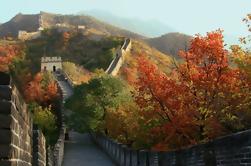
[41, 57, 62, 72]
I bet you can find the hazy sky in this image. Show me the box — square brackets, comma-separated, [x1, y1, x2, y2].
[1, 0, 250, 37]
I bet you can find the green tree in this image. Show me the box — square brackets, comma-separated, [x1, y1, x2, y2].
[66, 74, 130, 134]
[29, 103, 58, 145]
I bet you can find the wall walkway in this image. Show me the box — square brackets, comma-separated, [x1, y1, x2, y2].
[62, 132, 115, 166]
[92, 130, 251, 166]
[106, 38, 132, 76]
[54, 72, 115, 166]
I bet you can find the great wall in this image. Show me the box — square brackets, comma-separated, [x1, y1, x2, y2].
[17, 12, 86, 41]
[0, 72, 66, 166]
[3, 29, 251, 166]
[17, 13, 44, 41]
[106, 38, 132, 76]
[2, 69, 251, 166]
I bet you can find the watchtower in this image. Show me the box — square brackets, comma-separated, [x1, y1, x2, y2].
[41, 56, 62, 72]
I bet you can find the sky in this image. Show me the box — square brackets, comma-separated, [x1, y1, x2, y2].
[1, 0, 250, 37]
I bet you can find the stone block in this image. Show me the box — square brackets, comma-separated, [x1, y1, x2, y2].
[0, 161, 14, 166]
[12, 133, 19, 147]
[0, 115, 12, 129]
[130, 150, 138, 166]
[0, 85, 12, 100]
[0, 129, 11, 144]
[0, 72, 11, 85]
[0, 145, 11, 158]
[138, 150, 147, 166]
[148, 151, 158, 166]
[0, 101, 12, 114]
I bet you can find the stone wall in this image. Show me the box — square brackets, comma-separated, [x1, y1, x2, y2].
[46, 147, 54, 166]
[106, 38, 132, 76]
[41, 57, 63, 72]
[0, 72, 47, 166]
[33, 125, 46, 166]
[51, 78, 66, 166]
[91, 129, 251, 166]
[18, 30, 41, 41]
[0, 72, 33, 166]
[52, 124, 66, 166]
[60, 69, 75, 88]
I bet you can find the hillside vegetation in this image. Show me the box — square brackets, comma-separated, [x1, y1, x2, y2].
[119, 40, 174, 83]
[0, 12, 144, 39]
[25, 29, 124, 72]
[0, 12, 194, 60]
[0, 13, 40, 37]
[145, 32, 192, 58]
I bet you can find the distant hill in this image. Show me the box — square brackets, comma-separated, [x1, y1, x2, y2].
[81, 10, 175, 37]
[24, 29, 125, 73]
[21, 29, 173, 77]
[0, 13, 40, 37]
[145, 33, 192, 58]
[0, 12, 194, 59]
[0, 12, 144, 39]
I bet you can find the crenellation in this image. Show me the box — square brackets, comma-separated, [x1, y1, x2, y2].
[91, 128, 251, 166]
[77, 25, 86, 30]
[41, 56, 62, 72]
[0, 72, 46, 166]
[41, 56, 62, 63]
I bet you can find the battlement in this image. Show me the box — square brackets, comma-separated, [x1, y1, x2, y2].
[41, 56, 62, 63]
[41, 56, 62, 72]
[78, 25, 86, 29]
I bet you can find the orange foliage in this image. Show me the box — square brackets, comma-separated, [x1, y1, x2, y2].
[0, 44, 22, 72]
[46, 82, 59, 100]
[105, 105, 139, 145]
[25, 73, 58, 105]
[134, 30, 251, 150]
[25, 73, 44, 103]
[135, 56, 198, 150]
[62, 32, 71, 48]
[121, 67, 137, 85]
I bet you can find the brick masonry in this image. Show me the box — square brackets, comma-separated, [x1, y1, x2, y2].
[0, 72, 47, 166]
[92, 127, 251, 166]
[106, 38, 132, 76]
[33, 125, 46, 166]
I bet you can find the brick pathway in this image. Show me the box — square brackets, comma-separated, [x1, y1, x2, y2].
[54, 74, 115, 166]
[62, 132, 115, 166]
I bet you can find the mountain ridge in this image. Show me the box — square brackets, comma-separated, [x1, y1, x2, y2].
[145, 32, 192, 58]
[80, 10, 175, 38]
[0, 11, 145, 39]
[0, 12, 192, 58]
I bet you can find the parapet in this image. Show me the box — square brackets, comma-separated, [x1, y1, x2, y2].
[41, 56, 62, 63]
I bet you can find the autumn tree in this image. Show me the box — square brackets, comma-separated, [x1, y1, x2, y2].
[240, 13, 251, 45]
[62, 32, 71, 49]
[0, 44, 23, 72]
[233, 13, 251, 80]
[104, 101, 140, 146]
[135, 56, 198, 150]
[134, 30, 251, 150]
[24, 72, 59, 106]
